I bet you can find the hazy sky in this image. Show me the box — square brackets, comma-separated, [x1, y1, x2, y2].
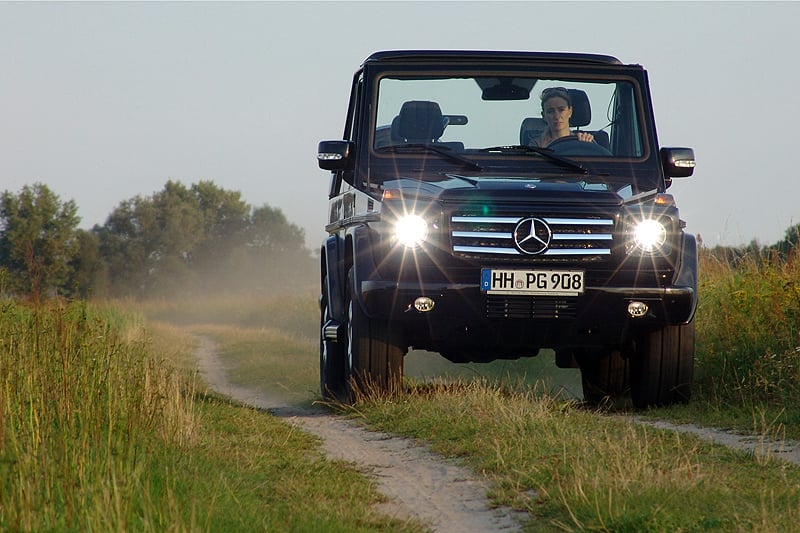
[1, 1, 798, 248]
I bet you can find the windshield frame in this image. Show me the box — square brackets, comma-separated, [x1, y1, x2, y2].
[367, 66, 653, 168]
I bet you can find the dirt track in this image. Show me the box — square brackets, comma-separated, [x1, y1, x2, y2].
[194, 335, 800, 532]
[194, 336, 525, 533]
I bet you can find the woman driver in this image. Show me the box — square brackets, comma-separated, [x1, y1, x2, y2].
[535, 87, 595, 147]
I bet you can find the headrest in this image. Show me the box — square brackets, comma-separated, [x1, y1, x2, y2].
[396, 101, 446, 142]
[520, 117, 546, 145]
[568, 89, 591, 128]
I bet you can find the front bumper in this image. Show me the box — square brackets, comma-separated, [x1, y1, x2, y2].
[361, 279, 694, 326]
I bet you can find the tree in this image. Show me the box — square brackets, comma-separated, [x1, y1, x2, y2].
[773, 223, 800, 258]
[189, 181, 251, 278]
[96, 180, 314, 297]
[0, 183, 80, 302]
[98, 181, 203, 296]
[67, 229, 108, 299]
[248, 204, 307, 254]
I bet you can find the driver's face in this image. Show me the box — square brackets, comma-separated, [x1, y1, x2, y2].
[542, 96, 573, 133]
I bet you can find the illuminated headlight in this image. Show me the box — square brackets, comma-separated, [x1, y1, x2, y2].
[394, 215, 428, 248]
[631, 219, 667, 253]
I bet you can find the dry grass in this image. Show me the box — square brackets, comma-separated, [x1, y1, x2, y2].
[346, 378, 800, 532]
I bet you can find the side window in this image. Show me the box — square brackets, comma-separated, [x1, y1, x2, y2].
[610, 83, 643, 157]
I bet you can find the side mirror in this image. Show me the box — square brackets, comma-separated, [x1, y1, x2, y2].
[661, 147, 695, 178]
[318, 140, 355, 171]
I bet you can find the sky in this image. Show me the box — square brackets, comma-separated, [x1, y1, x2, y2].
[1, 1, 798, 249]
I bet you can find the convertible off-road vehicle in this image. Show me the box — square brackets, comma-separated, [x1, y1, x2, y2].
[317, 50, 697, 408]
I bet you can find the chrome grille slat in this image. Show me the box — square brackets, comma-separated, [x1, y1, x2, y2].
[450, 212, 614, 259]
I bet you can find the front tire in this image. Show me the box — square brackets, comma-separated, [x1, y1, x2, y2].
[345, 269, 404, 400]
[577, 349, 629, 406]
[320, 275, 346, 401]
[630, 321, 695, 408]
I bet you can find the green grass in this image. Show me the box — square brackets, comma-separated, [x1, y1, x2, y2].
[0, 300, 424, 532]
[6, 242, 798, 531]
[135, 252, 800, 532]
[0, 300, 195, 531]
[189, 324, 320, 407]
[159, 393, 422, 532]
[134, 290, 318, 339]
[144, 289, 800, 531]
[646, 247, 800, 439]
[343, 381, 800, 532]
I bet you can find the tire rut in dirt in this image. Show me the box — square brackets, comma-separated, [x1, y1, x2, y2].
[195, 334, 524, 532]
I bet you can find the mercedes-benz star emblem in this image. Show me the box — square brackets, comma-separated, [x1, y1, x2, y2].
[513, 217, 552, 255]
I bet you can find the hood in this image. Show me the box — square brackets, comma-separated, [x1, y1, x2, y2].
[382, 174, 624, 205]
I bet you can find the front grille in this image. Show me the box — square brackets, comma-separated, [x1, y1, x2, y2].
[486, 295, 577, 319]
[451, 213, 614, 262]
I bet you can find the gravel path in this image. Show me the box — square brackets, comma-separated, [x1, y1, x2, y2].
[624, 416, 800, 466]
[194, 335, 525, 533]
[194, 334, 800, 531]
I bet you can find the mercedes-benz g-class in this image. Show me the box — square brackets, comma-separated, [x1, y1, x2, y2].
[317, 50, 697, 408]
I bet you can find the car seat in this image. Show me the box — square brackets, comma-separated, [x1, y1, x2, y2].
[392, 101, 448, 142]
[521, 89, 610, 150]
[568, 89, 610, 150]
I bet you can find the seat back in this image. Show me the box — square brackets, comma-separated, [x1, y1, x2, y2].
[567, 89, 591, 128]
[392, 101, 447, 142]
[520, 117, 546, 145]
[526, 89, 610, 151]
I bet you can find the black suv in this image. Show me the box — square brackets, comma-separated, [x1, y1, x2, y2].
[317, 50, 697, 408]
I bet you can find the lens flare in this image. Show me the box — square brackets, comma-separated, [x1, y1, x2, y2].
[633, 219, 667, 252]
[395, 215, 428, 248]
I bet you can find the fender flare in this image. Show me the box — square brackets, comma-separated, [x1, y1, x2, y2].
[322, 224, 378, 323]
[673, 232, 698, 323]
[322, 234, 346, 323]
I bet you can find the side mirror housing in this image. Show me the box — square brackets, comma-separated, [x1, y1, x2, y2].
[661, 147, 695, 178]
[318, 140, 355, 171]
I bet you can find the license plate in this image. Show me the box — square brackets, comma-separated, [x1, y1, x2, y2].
[481, 269, 585, 296]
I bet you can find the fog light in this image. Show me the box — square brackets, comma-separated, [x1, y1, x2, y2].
[414, 297, 435, 312]
[627, 301, 649, 318]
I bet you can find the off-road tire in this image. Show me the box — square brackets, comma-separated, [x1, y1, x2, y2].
[630, 321, 695, 408]
[320, 275, 347, 401]
[577, 349, 629, 406]
[345, 269, 404, 401]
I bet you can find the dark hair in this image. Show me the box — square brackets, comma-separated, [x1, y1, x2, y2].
[540, 87, 571, 108]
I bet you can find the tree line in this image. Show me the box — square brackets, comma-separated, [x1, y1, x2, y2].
[699, 223, 800, 268]
[0, 181, 316, 301]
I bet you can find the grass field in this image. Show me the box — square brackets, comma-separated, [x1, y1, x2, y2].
[3, 245, 799, 531]
[0, 301, 422, 532]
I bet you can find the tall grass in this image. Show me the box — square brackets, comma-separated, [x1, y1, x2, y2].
[346, 379, 800, 532]
[695, 247, 800, 410]
[0, 300, 197, 531]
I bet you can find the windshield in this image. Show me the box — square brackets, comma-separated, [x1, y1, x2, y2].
[373, 75, 644, 159]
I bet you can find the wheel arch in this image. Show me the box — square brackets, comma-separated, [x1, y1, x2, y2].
[322, 225, 372, 323]
[673, 232, 698, 323]
[322, 234, 347, 323]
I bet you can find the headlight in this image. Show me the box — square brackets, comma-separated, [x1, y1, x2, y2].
[394, 214, 428, 248]
[631, 219, 667, 253]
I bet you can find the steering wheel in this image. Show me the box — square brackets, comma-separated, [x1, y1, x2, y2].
[548, 134, 612, 156]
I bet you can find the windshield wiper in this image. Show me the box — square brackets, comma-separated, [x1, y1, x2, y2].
[479, 145, 587, 174]
[378, 143, 483, 171]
